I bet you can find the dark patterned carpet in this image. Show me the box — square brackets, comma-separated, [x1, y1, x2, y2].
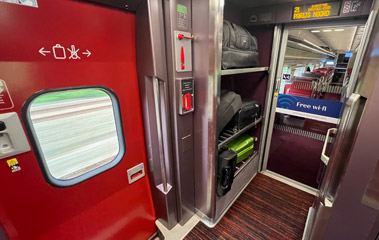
[185, 174, 314, 240]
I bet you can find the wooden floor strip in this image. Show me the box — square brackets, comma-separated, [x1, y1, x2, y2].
[184, 174, 314, 240]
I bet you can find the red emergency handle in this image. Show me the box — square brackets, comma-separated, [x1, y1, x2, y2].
[181, 47, 185, 70]
[178, 33, 194, 40]
[183, 93, 192, 111]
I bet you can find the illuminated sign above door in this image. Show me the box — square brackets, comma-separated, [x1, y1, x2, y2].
[292, 2, 341, 20]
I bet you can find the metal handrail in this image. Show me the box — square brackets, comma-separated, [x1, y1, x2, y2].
[321, 128, 338, 165]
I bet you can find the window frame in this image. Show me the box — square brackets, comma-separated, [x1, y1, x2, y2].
[22, 86, 126, 187]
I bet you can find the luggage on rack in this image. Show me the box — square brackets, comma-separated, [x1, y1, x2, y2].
[227, 134, 255, 164]
[222, 20, 259, 69]
[227, 98, 261, 131]
[217, 90, 242, 135]
[217, 149, 237, 196]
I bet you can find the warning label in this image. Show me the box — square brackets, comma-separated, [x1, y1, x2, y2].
[0, 0, 38, 8]
[7, 158, 21, 173]
[0, 80, 14, 110]
[177, 4, 188, 30]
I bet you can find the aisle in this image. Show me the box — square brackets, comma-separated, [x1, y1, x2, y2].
[184, 174, 314, 240]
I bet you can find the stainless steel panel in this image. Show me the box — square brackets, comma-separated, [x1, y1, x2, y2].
[309, 76, 379, 239]
[192, 0, 224, 219]
[163, 0, 195, 225]
[181, 134, 193, 153]
[355, 11, 379, 98]
[0, 112, 30, 160]
[347, 11, 377, 97]
[221, 67, 269, 76]
[202, 153, 259, 227]
[302, 207, 315, 240]
[368, 215, 379, 240]
[261, 27, 288, 171]
[308, 12, 379, 238]
[362, 159, 379, 210]
[136, 0, 178, 229]
[319, 93, 365, 205]
[153, 77, 169, 192]
[174, 31, 193, 72]
[308, 200, 333, 240]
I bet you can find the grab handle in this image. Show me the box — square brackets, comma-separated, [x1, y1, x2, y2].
[321, 128, 337, 165]
[153, 77, 169, 193]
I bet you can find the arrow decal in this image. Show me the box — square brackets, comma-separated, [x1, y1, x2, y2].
[38, 45, 91, 59]
[83, 50, 91, 57]
[39, 47, 51, 56]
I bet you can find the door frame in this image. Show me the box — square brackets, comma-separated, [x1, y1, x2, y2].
[260, 17, 372, 193]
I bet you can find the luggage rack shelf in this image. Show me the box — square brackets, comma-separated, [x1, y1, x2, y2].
[221, 67, 269, 76]
[218, 116, 263, 149]
[234, 151, 259, 177]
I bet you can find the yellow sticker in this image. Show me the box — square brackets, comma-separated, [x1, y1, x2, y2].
[274, 93, 278, 97]
[7, 158, 18, 167]
[6, 158, 21, 172]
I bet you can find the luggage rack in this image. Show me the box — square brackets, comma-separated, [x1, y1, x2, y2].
[234, 151, 259, 177]
[218, 116, 263, 149]
[221, 67, 269, 76]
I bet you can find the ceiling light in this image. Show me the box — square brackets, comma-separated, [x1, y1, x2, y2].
[311, 30, 320, 33]
[323, 29, 332, 32]
[304, 39, 312, 44]
[334, 29, 345, 32]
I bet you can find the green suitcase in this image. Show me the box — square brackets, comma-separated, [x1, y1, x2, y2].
[227, 134, 255, 164]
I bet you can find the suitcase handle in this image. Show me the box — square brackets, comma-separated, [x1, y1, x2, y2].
[321, 128, 337, 165]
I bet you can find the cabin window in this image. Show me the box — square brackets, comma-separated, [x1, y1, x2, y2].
[24, 87, 125, 187]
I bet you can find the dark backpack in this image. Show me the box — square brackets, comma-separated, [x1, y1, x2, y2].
[222, 20, 259, 69]
[217, 90, 242, 135]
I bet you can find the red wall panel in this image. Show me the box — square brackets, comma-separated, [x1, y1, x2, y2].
[0, 1, 156, 239]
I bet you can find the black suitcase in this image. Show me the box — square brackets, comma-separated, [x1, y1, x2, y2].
[217, 149, 237, 196]
[222, 20, 259, 69]
[217, 90, 242, 135]
[227, 98, 261, 131]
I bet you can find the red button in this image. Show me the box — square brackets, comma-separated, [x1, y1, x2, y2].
[183, 93, 191, 111]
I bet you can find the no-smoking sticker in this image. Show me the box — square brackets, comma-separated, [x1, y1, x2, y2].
[0, 80, 14, 110]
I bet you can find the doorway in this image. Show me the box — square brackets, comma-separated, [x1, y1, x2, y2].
[263, 22, 367, 189]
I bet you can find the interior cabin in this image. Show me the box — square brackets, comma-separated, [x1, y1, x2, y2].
[0, 0, 378, 239]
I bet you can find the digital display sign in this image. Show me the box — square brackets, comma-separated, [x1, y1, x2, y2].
[292, 2, 341, 20]
[345, 52, 353, 58]
[326, 60, 335, 66]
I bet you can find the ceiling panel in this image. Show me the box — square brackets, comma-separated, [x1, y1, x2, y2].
[311, 26, 359, 52]
[289, 26, 365, 53]
[351, 26, 365, 51]
[227, 0, 315, 9]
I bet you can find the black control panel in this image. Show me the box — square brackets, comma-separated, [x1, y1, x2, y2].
[178, 78, 194, 115]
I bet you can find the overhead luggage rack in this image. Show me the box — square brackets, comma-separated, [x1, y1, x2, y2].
[218, 116, 262, 149]
[221, 67, 269, 76]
